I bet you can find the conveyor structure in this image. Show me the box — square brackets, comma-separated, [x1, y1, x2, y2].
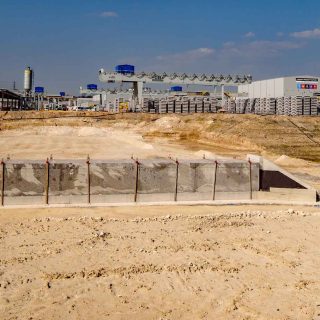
[97, 68, 252, 107]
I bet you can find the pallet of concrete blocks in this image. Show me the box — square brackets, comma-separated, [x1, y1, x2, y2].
[254, 98, 261, 115]
[283, 96, 291, 116]
[153, 99, 160, 114]
[276, 97, 284, 115]
[310, 97, 318, 116]
[290, 96, 303, 116]
[303, 97, 311, 116]
[266, 98, 276, 115]
[235, 99, 240, 113]
[167, 98, 174, 114]
[159, 98, 168, 114]
[203, 98, 210, 112]
[209, 97, 218, 113]
[240, 99, 247, 114]
[241, 99, 248, 114]
[195, 97, 204, 113]
[181, 97, 189, 113]
[142, 98, 149, 112]
[189, 98, 196, 113]
[235, 100, 240, 114]
[174, 98, 181, 114]
[260, 98, 267, 115]
[228, 100, 236, 113]
[246, 99, 255, 114]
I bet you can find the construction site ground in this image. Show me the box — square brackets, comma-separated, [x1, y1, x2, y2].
[0, 111, 320, 320]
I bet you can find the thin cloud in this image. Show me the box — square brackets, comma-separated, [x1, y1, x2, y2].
[244, 32, 255, 38]
[220, 40, 303, 58]
[291, 28, 320, 39]
[100, 11, 118, 18]
[157, 47, 215, 62]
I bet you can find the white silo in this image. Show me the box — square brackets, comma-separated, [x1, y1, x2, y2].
[24, 67, 33, 93]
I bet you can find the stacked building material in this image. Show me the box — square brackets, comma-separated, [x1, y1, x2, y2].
[226, 100, 236, 113]
[142, 98, 148, 113]
[182, 97, 189, 113]
[266, 98, 276, 115]
[290, 96, 303, 116]
[262, 98, 266, 114]
[284, 96, 291, 116]
[154, 99, 159, 114]
[195, 97, 203, 113]
[311, 97, 318, 116]
[175, 98, 182, 114]
[303, 97, 311, 116]
[276, 97, 284, 115]
[189, 98, 196, 113]
[142, 95, 319, 116]
[254, 98, 261, 115]
[204, 98, 210, 112]
[210, 97, 218, 113]
[236, 99, 246, 114]
[246, 99, 255, 114]
[159, 98, 167, 114]
[166, 97, 174, 113]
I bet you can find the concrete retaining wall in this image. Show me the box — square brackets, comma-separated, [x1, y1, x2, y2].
[0, 157, 316, 206]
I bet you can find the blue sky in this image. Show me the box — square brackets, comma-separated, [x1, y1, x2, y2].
[1, 0, 320, 94]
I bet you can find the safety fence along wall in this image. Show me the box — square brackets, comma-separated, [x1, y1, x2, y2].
[0, 159, 260, 206]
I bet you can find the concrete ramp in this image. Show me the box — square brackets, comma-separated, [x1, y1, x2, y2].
[0, 156, 317, 206]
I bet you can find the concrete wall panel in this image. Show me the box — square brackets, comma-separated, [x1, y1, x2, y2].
[49, 161, 87, 204]
[4, 162, 46, 205]
[0, 157, 311, 206]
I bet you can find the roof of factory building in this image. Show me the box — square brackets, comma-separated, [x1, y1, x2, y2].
[0, 89, 22, 99]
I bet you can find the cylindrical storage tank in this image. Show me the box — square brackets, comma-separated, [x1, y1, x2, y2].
[115, 64, 135, 75]
[60, 92, 66, 97]
[87, 84, 98, 90]
[170, 86, 183, 92]
[35, 86, 44, 94]
[24, 67, 33, 91]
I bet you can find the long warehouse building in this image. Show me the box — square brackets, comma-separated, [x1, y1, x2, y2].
[238, 75, 319, 98]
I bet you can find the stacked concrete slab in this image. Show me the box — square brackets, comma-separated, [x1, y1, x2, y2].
[311, 97, 318, 116]
[303, 97, 311, 116]
[223, 96, 319, 116]
[143, 96, 219, 114]
[276, 97, 284, 115]
[290, 96, 303, 116]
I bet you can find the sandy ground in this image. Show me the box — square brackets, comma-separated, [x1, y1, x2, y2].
[1, 205, 320, 320]
[0, 126, 217, 160]
[1, 113, 320, 319]
[0, 113, 319, 189]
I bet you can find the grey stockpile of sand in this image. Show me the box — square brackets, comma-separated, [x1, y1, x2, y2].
[1, 205, 320, 319]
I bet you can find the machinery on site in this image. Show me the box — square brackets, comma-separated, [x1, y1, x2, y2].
[96, 65, 252, 109]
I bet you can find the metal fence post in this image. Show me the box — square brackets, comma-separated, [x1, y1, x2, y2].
[174, 159, 179, 202]
[45, 158, 50, 205]
[248, 159, 252, 200]
[87, 156, 91, 204]
[134, 159, 139, 203]
[1, 160, 5, 206]
[212, 160, 218, 201]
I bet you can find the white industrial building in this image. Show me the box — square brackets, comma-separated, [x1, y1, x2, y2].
[238, 76, 319, 98]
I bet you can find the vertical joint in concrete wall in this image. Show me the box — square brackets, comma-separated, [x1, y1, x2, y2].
[212, 160, 218, 201]
[1, 160, 5, 206]
[248, 159, 252, 200]
[175, 159, 179, 202]
[134, 159, 139, 203]
[45, 158, 50, 205]
[87, 156, 91, 204]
